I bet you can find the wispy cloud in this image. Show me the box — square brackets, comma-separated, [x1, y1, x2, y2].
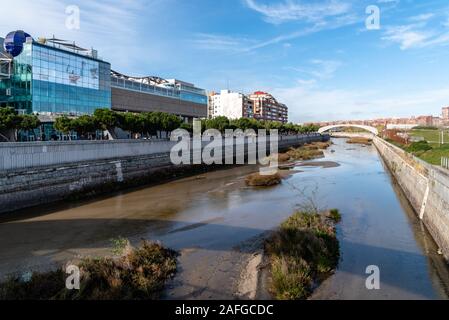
[409, 13, 435, 22]
[244, 0, 351, 25]
[193, 33, 254, 52]
[381, 10, 449, 50]
[288, 59, 342, 81]
[382, 24, 433, 50]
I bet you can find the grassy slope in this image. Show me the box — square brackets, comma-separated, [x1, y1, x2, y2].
[388, 130, 449, 166]
[410, 129, 449, 147]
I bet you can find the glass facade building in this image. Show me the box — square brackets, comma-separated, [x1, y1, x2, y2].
[1, 30, 208, 140]
[110, 75, 207, 105]
[0, 38, 111, 115]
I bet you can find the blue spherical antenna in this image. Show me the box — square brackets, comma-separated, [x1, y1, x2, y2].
[3, 30, 32, 57]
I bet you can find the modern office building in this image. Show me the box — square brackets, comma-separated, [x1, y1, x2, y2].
[207, 90, 254, 119]
[110, 71, 207, 121]
[0, 31, 111, 116]
[0, 30, 207, 139]
[248, 91, 288, 123]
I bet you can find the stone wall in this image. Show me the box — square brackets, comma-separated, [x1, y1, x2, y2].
[0, 134, 329, 214]
[374, 137, 449, 260]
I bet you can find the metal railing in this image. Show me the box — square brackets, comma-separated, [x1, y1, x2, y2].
[442, 157, 449, 169]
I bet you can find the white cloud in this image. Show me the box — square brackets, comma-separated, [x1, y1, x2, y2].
[382, 11, 449, 50]
[409, 13, 435, 22]
[244, 0, 351, 25]
[382, 24, 433, 50]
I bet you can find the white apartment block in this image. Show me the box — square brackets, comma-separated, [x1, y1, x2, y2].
[208, 90, 254, 119]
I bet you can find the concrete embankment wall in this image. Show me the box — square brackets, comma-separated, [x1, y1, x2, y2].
[0, 134, 328, 214]
[373, 137, 449, 260]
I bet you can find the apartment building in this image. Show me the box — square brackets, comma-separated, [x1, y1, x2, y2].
[208, 90, 253, 119]
[248, 91, 288, 123]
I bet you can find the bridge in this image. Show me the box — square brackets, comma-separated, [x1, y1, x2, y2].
[318, 124, 379, 135]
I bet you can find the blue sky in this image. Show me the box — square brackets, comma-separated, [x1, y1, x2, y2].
[2, 0, 449, 122]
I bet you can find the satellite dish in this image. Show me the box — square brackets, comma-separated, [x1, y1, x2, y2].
[3, 30, 33, 57]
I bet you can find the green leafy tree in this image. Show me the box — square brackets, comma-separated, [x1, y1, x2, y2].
[161, 113, 182, 136]
[18, 114, 41, 131]
[54, 116, 75, 140]
[0, 107, 21, 141]
[93, 108, 118, 132]
[72, 115, 98, 139]
[116, 112, 142, 138]
[179, 122, 193, 133]
[140, 112, 157, 138]
[204, 116, 230, 133]
[18, 114, 41, 140]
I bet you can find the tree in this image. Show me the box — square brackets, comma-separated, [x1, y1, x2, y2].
[116, 112, 141, 138]
[0, 107, 21, 141]
[140, 112, 157, 138]
[161, 113, 182, 135]
[93, 108, 118, 136]
[72, 115, 98, 139]
[204, 116, 230, 133]
[18, 114, 41, 140]
[54, 116, 75, 140]
[179, 122, 193, 133]
[18, 114, 41, 131]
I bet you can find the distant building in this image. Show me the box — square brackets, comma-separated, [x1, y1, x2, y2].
[248, 91, 288, 123]
[443, 107, 449, 120]
[207, 90, 253, 119]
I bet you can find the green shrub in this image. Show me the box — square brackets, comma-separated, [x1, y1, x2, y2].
[406, 141, 432, 153]
[265, 211, 341, 300]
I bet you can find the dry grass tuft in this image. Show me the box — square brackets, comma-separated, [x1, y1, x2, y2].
[245, 172, 282, 187]
[0, 240, 177, 300]
[286, 147, 324, 161]
[347, 137, 372, 145]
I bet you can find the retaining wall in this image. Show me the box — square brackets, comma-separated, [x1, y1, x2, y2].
[0, 134, 328, 214]
[374, 137, 449, 260]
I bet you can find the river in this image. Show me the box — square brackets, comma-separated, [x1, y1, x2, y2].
[0, 138, 448, 299]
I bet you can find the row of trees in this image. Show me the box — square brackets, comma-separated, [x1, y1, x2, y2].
[0, 107, 321, 142]
[0, 107, 41, 141]
[54, 109, 184, 140]
[199, 116, 319, 134]
[54, 110, 319, 140]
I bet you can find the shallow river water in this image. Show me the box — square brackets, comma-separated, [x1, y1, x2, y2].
[0, 138, 448, 299]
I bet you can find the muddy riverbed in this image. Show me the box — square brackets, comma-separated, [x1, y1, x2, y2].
[0, 138, 448, 299]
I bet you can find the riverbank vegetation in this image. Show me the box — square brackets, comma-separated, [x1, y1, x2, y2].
[383, 128, 449, 166]
[265, 209, 341, 300]
[386, 137, 449, 166]
[346, 137, 372, 145]
[0, 240, 177, 300]
[275, 141, 331, 163]
[245, 172, 282, 187]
